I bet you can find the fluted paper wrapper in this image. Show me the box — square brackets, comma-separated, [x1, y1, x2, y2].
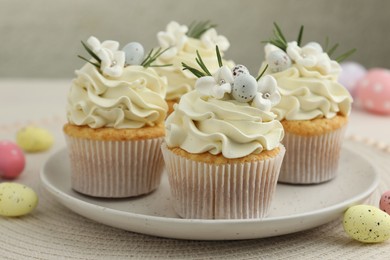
[161, 143, 285, 219]
[278, 125, 347, 184]
[65, 135, 165, 198]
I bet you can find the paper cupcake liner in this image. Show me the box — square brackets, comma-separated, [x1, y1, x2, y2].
[161, 143, 285, 219]
[64, 135, 165, 198]
[278, 125, 347, 184]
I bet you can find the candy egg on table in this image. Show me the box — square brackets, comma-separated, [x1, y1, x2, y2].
[380, 190, 390, 214]
[343, 205, 390, 243]
[0, 182, 38, 217]
[122, 42, 145, 65]
[16, 125, 54, 152]
[232, 74, 258, 102]
[339, 61, 367, 96]
[355, 68, 390, 115]
[0, 140, 25, 179]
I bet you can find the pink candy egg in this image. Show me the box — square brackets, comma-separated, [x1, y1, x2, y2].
[355, 68, 390, 115]
[339, 62, 367, 96]
[380, 190, 390, 214]
[0, 140, 26, 179]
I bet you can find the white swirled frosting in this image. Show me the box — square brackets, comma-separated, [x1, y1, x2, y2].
[155, 21, 233, 101]
[268, 64, 352, 121]
[165, 90, 284, 159]
[67, 63, 168, 129]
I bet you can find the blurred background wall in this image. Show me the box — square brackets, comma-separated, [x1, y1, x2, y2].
[0, 0, 389, 78]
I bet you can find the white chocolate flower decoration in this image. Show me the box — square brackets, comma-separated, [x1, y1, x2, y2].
[87, 36, 125, 77]
[286, 41, 339, 75]
[157, 21, 188, 60]
[201, 28, 230, 51]
[252, 75, 281, 111]
[195, 65, 233, 99]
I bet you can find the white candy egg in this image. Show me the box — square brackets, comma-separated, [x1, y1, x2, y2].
[123, 42, 145, 65]
[0, 182, 38, 217]
[267, 50, 292, 73]
[232, 64, 249, 78]
[232, 74, 258, 102]
[343, 205, 390, 243]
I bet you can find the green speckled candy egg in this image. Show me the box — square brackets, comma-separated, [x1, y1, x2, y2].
[0, 182, 38, 217]
[343, 205, 390, 243]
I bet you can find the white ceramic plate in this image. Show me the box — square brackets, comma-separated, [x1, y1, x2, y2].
[40, 147, 379, 240]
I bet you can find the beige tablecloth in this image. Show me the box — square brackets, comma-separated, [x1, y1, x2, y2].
[1, 79, 390, 259]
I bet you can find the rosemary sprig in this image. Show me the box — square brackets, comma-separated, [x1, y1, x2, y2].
[297, 25, 304, 46]
[256, 64, 269, 81]
[195, 50, 212, 76]
[273, 22, 287, 45]
[327, 43, 339, 57]
[80, 41, 101, 63]
[140, 47, 172, 68]
[264, 23, 356, 62]
[324, 38, 356, 62]
[182, 62, 206, 78]
[216, 45, 223, 67]
[262, 22, 289, 51]
[77, 55, 100, 68]
[187, 20, 216, 39]
[335, 48, 356, 62]
[78, 40, 102, 68]
[182, 45, 224, 78]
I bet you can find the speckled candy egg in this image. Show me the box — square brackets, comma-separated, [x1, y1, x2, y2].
[379, 190, 390, 214]
[232, 64, 249, 78]
[0, 182, 38, 217]
[267, 50, 292, 73]
[355, 68, 390, 115]
[343, 205, 390, 243]
[232, 74, 258, 102]
[0, 140, 25, 179]
[123, 42, 145, 65]
[16, 126, 54, 152]
[339, 62, 367, 96]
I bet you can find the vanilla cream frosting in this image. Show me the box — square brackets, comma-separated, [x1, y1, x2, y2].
[156, 35, 233, 101]
[67, 64, 168, 129]
[165, 90, 284, 158]
[268, 64, 352, 121]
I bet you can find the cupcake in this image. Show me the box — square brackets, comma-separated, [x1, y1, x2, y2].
[161, 47, 285, 219]
[260, 24, 354, 184]
[64, 36, 168, 197]
[154, 21, 234, 114]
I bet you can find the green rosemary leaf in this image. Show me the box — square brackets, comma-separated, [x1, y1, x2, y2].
[182, 62, 206, 78]
[148, 64, 173, 68]
[327, 43, 339, 57]
[335, 48, 356, 62]
[297, 25, 304, 46]
[77, 55, 100, 68]
[140, 48, 154, 67]
[273, 22, 287, 45]
[196, 50, 212, 76]
[141, 47, 172, 68]
[256, 64, 268, 81]
[216, 46, 223, 67]
[269, 40, 286, 51]
[324, 36, 330, 52]
[187, 20, 216, 39]
[81, 41, 101, 63]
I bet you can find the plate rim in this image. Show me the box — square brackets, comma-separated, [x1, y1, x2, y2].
[40, 146, 379, 239]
